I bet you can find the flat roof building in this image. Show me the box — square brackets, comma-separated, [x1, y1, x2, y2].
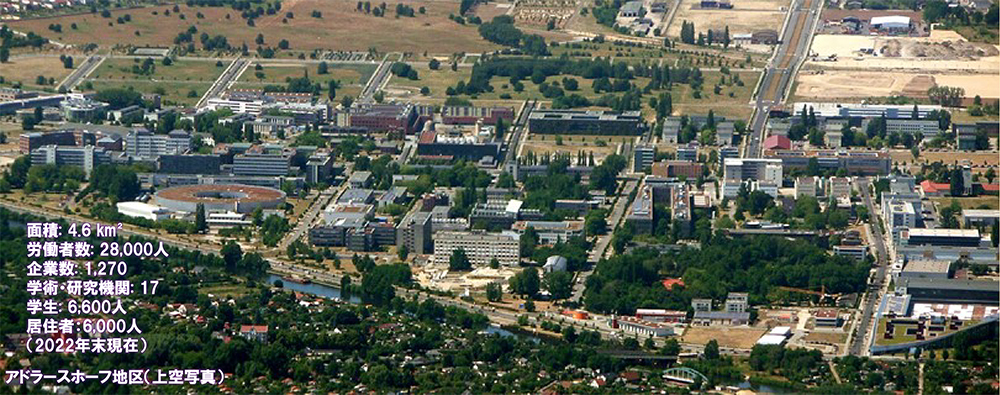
[432, 230, 520, 267]
[528, 109, 645, 135]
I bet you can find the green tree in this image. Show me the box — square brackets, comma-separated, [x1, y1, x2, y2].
[195, 203, 207, 233]
[448, 247, 472, 271]
[221, 240, 243, 273]
[397, 245, 409, 261]
[543, 270, 573, 299]
[486, 282, 502, 302]
[509, 267, 540, 297]
[704, 339, 720, 360]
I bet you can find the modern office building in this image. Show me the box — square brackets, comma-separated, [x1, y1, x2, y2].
[416, 129, 501, 162]
[125, 128, 191, 160]
[884, 200, 918, 239]
[963, 209, 1000, 227]
[440, 106, 515, 125]
[528, 109, 645, 135]
[431, 230, 520, 266]
[157, 154, 223, 175]
[626, 185, 655, 234]
[232, 146, 294, 176]
[722, 158, 782, 197]
[633, 144, 655, 172]
[901, 228, 988, 248]
[397, 211, 433, 255]
[899, 260, 950, 280]
[511, 220, 585, 244]
[651, 160, 703, 179]
[895, 278, 999, 305]
[305, 152, 334, 184]
[30, 145, 111, 176]
[765, 149, 892, 176]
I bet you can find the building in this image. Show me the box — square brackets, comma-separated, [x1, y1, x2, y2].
[543, 255, 568, 273]
[764, 135, 791, 150]
[878, 119, 941, 137]
[635, 309, 687, 323]
[834, 245, 868, 260]
[633, 145, 654, 172]
[125, 128, 191, 160]
[793, 102, 943, 119]
[416, 129, 501, 162]
[469, 200, 544, 229]
[814, 310, 842, 327]
[305, 152, 334, 184]
[619, 0, 644, 17]
[116, 201, 172, 221]
[870, 15, 911, 32]
[157, 154, 223, 175]
[19, 130, 86, 153]
[676, 144, 698, 162]
[239, 325, 269, 342]
[662, 117, 681, 143]
[397, 211, 433, 255]
[716, 122, 735, 145]
[824, 128, 843, 148]
[884, 200, 917, 239]
[207, 211, 253, 227]
[511, 220, 584, 244]
[627, 185, 655, 234]
[794, 176, 818, 198]
[901, 228, 987, 248]
[440, 106, 514, 125]
[722, 158, 782, 197]
[611, 316, 673, 337]
[652, 160, 703, 179]
[30, 145, 111, 177]
[528, 110, 645, 135]
[232, 146, 294, 177]
[153, 184, 286, 214]
[963, 209, 1000, 227]
[899, 260, 950, 280]
[765, 150, 892, 176]
[61, 98, 108, 122]
[107, 105, 142, 122]
[725, 292, 748, 313]
[0, 88, 37, 101]
[671, 184, 692, 238]
[553, 199, 601, 215]
[432, 230, 520, 266]
[896, 278, 999, 305]
[692, 311, 750, 326]
[752, 29, 779, 44]
[692, 298, 712, 312]
[348, 171, 373, 188]
[339, 103, 418, 134]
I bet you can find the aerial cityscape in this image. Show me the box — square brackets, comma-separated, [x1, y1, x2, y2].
[0, 0, 997, 393]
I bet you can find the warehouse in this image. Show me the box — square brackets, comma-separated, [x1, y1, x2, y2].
[870, 15, 911, 32]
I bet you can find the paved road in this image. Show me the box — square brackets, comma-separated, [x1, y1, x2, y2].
[57, 55, 104, 91]
[196, 57, 247, 108]
[358, 53, 398, 104]
[850, 177, 890, 356]
[500, 99, 536, 172]
[744, 0, 822, 158]
[572, 178, 639, 301]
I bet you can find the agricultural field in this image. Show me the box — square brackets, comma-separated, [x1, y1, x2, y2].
[6, 0, 497, 54]
[0, 55, 74, 91]
[666, 0, 789, 37]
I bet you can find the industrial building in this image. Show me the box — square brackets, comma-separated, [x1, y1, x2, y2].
[899, 260, 951, 280]
[153, 184, 286, 214]
[895, 278, 999, 305]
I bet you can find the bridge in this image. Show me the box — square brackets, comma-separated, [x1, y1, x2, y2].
[663, 367, 708, 385]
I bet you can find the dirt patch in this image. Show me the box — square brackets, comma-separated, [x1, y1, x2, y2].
[667, 0, 786, 36]
[804, 331, 847, 345]
[879, 39, 998, 59]
[680, 326, 767, 349]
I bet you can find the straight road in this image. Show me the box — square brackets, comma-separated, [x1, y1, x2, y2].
[358, 53, 399, 104]
[744, 0, 822, 158]
[500, 99, 536, 172]
[196, 57, 247, 108]
[572, 178, 639, 301]
[850, 177, 890, 356]
[57, 55, 104, 91]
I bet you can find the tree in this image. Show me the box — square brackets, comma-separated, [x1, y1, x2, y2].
[221, 240, 243, 273]
[448, 248, 472, 271]
[278, 39, 290, 49]
[661, 338, 681, 356]
[397, 245, 409, 261]
[486, 282, 502, 302]
[543, 270, 573, 299]
[949, 167, 965, 197]
[489, 258, 501, 269]
[428, 58, 440, 70]
[0, 48, 8, 63]
[255, 33, 265, 45]
[195, 203, 207, 233]
[509, 267, 540, 297]
[704, 339, 720, 360]
[317, 61, 328, 74]
[520, 226, 539, 256]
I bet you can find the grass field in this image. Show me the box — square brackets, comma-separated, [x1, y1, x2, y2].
[930, 197, 999, 210]
[199, 284, 252, 298]
[88, 79, 211, 106]
[90, 58, 229, 83]
[385, 65, 472, 104]
[521, 134, 634, 164]
[7, 0, 498, 53]
[803, 331, 847, 345]
[0, 55, 74, 91]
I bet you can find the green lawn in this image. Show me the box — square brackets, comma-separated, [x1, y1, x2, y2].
[89, 58, 230, 83]
[87, 79, 211, 107]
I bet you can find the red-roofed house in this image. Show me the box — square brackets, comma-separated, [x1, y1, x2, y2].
[978, 183, 999, 195]
[239, 325, 269, 342]
[919, 180, 951, 197]
[662, 278, 685, 290]
[764, 135, 791, 150]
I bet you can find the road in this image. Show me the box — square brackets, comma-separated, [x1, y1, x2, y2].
[57, 55, 105, 92]
[849, 177, 890, 356]
[500, 99, 536, 172]
[358, 53, 398, 104]
[196, 57, 247, 108]
[744, 0, 822, 158]
[571, 178, 639, 301]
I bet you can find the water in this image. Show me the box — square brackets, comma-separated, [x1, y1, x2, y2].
[266, 274, 361, 304]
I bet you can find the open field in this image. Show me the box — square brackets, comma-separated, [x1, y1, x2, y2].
[384, 65, 472, 104]
[888, 150, 999, 171]
[232, 61, 373, 99]
[796, 70, 1000, 100]
[666, 0, 788, 37]
[7, 0, 497, 53]
[521, 134, 633, 164]
[681, 326, 767, 349]
[0, 55, 74, 90]
[90, 58, 229, 83]
[87, 79, 211, 106]
[930, 197, 999, 210]
[807, 33, 1000, 72]
[803, 331, 848, 345]
[199, 284, 252, 298]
